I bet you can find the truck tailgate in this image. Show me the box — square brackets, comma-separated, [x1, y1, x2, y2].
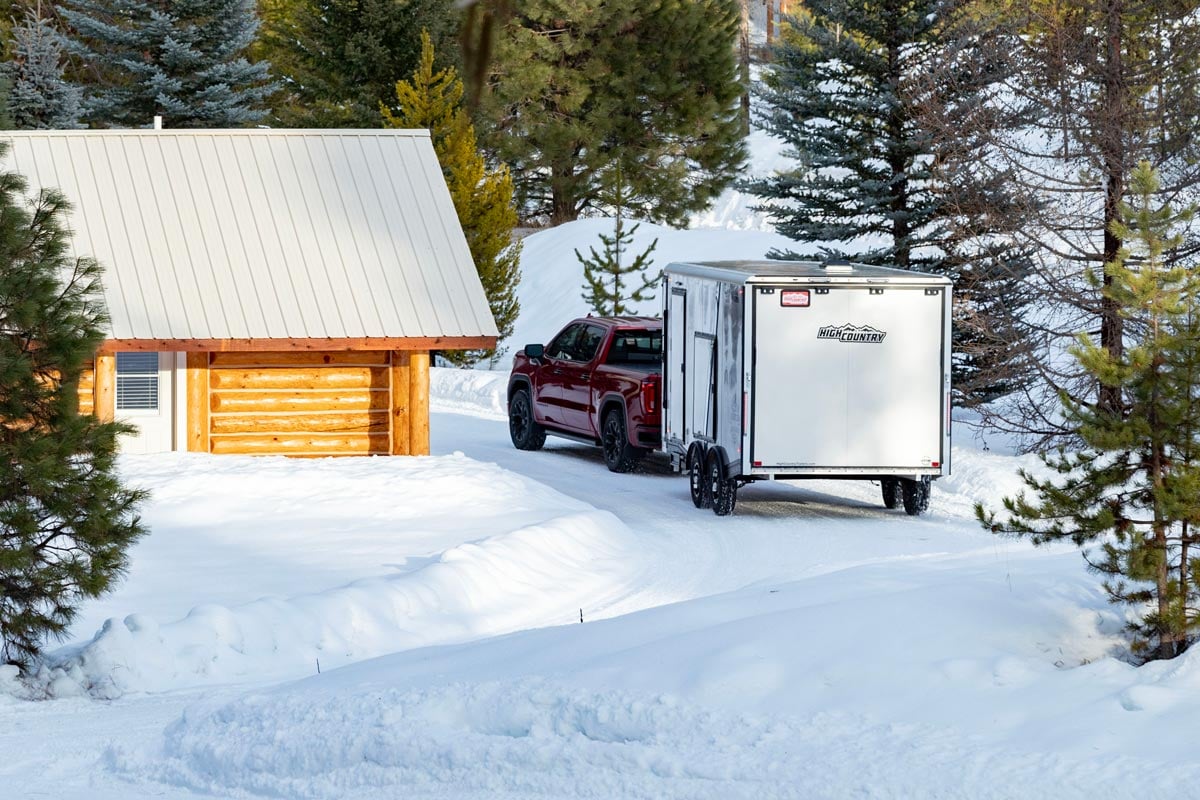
[751, 285, 946, 470]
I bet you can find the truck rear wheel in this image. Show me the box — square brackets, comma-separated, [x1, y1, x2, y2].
[707, 450, 737, 516]
[902, 477, 931, 516]
[687, 443, 708, 508]
[601, 410, 643, 473]
[508, 389, 546, 451]
[881, 478, 903, 510]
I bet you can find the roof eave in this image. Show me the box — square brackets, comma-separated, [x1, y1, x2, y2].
[97, 336, 498, 353]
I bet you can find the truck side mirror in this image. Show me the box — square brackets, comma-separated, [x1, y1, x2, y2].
[525, 343, 545, 360]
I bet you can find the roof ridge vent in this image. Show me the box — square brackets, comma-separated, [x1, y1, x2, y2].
[821, 258, 854, 273]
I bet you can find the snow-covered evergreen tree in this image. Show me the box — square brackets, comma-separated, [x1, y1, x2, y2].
[3, 12, 84, 129]
[60, 0, 274, 127]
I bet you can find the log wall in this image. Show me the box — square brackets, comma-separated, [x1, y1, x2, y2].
[78, 363, 95, 416]
[190, 350, 429, 457]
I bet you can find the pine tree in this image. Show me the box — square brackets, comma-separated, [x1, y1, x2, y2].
[939, 1, 1200, 443]
[483, 0, 746, 226]
[751, 0, 950, 269]
[978, 163, 1200, 661]
[4, 12, 84, 129]
[0, 146, 147, 667]
[576, 164, 659, 317]
[264, 0, 459, 128]
[748, 0, 1033, 406]
[60, 0, 274, 128]
[382, 30, 520, 365]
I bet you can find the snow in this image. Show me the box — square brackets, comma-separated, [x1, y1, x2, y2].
[7, 121, 1200, 799]
[5, 371, 1196, 796]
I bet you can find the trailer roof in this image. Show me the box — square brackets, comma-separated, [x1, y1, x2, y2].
[665, 260, 952, 285]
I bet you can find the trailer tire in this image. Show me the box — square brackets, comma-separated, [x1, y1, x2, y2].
[601, 410, 643, 473]
[881, 478, 903, 510]
[707, 450, 737, 516]
[509, 389, 546, 451]
[902, 477, 931, 516]
[691, 443, 705, 506]
[687, 443, 709, 508]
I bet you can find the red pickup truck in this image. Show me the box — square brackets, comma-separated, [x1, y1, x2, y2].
[508, 317, 663, 472]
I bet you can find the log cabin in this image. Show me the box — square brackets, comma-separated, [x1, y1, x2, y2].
[0, 129, 498, 456]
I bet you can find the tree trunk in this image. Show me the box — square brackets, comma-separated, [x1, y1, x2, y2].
[1099, 0, 1127, 417]
[886, 32, 910, 270]
[740, 0, 751, 137]
[550, 161, 577, 225]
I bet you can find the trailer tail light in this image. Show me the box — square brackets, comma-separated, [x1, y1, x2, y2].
[780, 290, 811, 307]
[641, 375, 660, 415]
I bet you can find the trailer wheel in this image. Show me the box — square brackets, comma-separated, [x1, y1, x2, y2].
[707, 450, 737, 516]
[687, 443, 709, 508]
[881, 478, 903, 510]
[902, 477, 931, 516]
[601, 410, 643, 473]
[509, 389, 546, 451]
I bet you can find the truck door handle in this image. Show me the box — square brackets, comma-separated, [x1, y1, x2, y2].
[580, 372, 590, 381]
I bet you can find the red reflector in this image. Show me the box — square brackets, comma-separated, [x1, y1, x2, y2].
[781, 290, 810, 307]
[932, 462, 939, 467]
[753, 460, 762, 467]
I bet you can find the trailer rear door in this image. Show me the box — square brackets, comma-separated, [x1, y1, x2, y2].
[751, 285, 945, 470]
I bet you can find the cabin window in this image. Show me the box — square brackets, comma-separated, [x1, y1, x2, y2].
[116, 352, 159, 411]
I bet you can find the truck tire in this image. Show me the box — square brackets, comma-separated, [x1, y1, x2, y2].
[707, 449, 737, 516]
[881, 478, 903, 510]
[687, 443, 708, 508]
[601, 410, 643, 473]
[902, 477, 931, 516]
[508, 389, 546, 451]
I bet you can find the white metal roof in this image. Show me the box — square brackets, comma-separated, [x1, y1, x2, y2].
[0, 129, 499, 342]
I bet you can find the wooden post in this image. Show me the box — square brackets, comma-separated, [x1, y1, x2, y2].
[408, 350, 430, 456]
[186, 352, 210, 452]
[94, 353, 115, 423]
[767, 0, 773, 44]
[389, 350, 411, 455]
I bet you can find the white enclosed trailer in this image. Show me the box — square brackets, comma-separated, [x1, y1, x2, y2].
[662, 260, 952, 516]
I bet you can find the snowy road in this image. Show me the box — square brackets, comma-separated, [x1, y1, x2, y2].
[433, 410, 1013, 620]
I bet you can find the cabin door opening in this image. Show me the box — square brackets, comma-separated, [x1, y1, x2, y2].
[115, 351, 181, 453]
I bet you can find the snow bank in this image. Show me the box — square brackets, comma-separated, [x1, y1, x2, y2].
[106, 554, 1200, 800]
[430, 367, 508, 420]
[30, 453, 646, 699]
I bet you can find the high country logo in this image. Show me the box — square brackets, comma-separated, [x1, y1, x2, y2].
[816, 324, 887, 343]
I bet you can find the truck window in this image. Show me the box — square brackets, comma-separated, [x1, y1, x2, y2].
[575, 324, 606, 362]
[606, 330, 663, 365]
[546, 324, 583, 360]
